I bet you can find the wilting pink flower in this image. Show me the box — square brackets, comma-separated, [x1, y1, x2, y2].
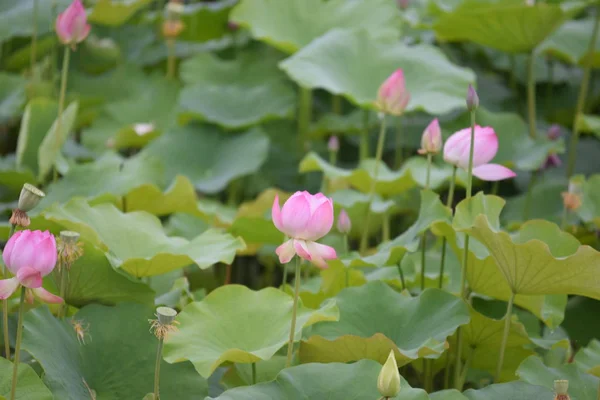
[375, 69, 410, 116]
[272, 191, 337, 269]
[328, 136, 339, 152]
[336, 209, 351, 234]
[418, 118, 442, 155]
[55, 0, 90, 47]
[0, 230, 62, 303]
[443, 125, 516, 181]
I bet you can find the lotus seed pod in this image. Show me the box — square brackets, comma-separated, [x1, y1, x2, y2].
[17, 183, 45, 212]
[157, 307, 178, 325]
[554, 380, 570, 400]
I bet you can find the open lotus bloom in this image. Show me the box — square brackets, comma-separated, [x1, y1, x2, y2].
[443, 125, 516, 181]
[0, 230, 62, 303]
[55, 0, 90, 46]
[272, 191, 337, 269]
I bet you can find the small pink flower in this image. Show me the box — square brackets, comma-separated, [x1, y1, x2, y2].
[443, 125, 516, 181]
[55, 0, 90, 47]
[0, 230, 62, 303]
[328, 136, 339, 152]
[337, 209, 351, 234]
[418, 118, 442, 155]
[272, 191, 337, 269]
[375, 69, 410, 116]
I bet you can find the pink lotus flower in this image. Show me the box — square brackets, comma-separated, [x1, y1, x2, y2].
[55, 0, 90, 47]
[418, 118, 442, 155]
[272, 191, 337, 269]
[375, 69, 410, 116]
[0, 230, 62, 303]
[443, 125, 516, 181]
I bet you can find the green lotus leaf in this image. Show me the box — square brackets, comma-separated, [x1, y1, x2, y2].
[576, 174, 600, 227]
[280, 29, 474, 114]
[230, 0, 400, 54]
[463, 381, 553, 400]
[575, 339, 600, 378]
[0, 72, 26, 123]
[577, 114, 600, 139]
[177, 0, 236, 42]
[502, 179, 565, 225]
[0, 156, 36, 195]
[299, 281, 469, 366]
[0, 357, 52, 400]
[454, 193, 600, 299]
[140, 125, 269, 194]
[309, 109, 379, 139]
[179, 50, 295, 129]
[330, 189, 396, 239]
[41, 199, 246, 277]
[162, 284, 339, 377]
[434, 0, 580, 53]
[540, 18, 600, 67]
[125, 175, 199, 216]
[165, 213, 210, 239]
[22, 304, 207, 400]
[0, 0, 70, 41]
[517, 355, 600, 400]
[89, 0, 152, 26]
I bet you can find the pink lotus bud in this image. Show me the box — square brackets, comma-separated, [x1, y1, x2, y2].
[328, 136, 339, 152]
[337, 209, 351, 234]
[418, 118, 442, 155]
[398, 0, 409, 9]
[542, 154, 562, 169]
[443, 125, 516, 181]
[548, 124, 561, 140]
[0, 230, 62, 303]
[272, 191, 337, 269]
[55, 0, 90, 47]
[466, 84, 479, 112]
[375, 69, 410, 116]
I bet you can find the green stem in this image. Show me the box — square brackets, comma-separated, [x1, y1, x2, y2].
[495, 292, 515, 382]
[31, 0, 38, 74]
[425, 359, 434, 393]
[332, 95, 342, 115]
[395, 118, 403, 168]
[251, 362, 257, 385]
[3, 224, 15, 359]
[458, 346, 475, 390]
[382, 212, 390, 242]
[153, 337, 164, 400]
[54, 46, 70, 183]
[439, 167, 457, 289]
[166, 39, 175, 79]
[522, 170, 538, 221]
[396, 261, 406, 291]
[561, 207, 569, 231]
[567, 5, 600, 178]
[58, 263, 68, 319]
[466, 111, 476, 199]
[360, 114, 388, 253]
[9, 287, 26, 400]
[281, 263, 288, 290]
[285, 257, 301, 368]
[298, 87, 313, 152]
[491, 181, 499, 196]
[359, 110, 370, 161]
[420, 234, 427, 292]
[527, 50, 537, 139]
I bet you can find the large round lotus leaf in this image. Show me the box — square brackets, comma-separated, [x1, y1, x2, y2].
[539, 18, 600, 68]
[37, 152, 164, 209]
[299, 281, 469, 365]
[575, 340, 600, 378]
[0, 0, 70, 41]
[0, 357, 52, 399]
[453, 192, 600, 299]
[463, 381, 553, 400]
[280, 29, 474, 114]
[0, 72, 25, 123]
[140, 125, 269, 194]
[577, 114, 600, 140]
[230, 0, 400, 54]
[21, 304, 207, 400]
[577, 174, 600, 228]
[179, 50, 295, 129]
[41, 199, 246, 277]
[433, 0, 579, 53]
[88, 0, 151, 26]
[517, 356, 600, 400]
[125, 175, 199, 217]
[177, 0, 236, 42]
[62, 243, 154, 308]
[209, 360, 432, 400]
[162, 284, 339, 377]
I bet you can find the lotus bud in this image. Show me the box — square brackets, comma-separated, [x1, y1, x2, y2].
[328, 136, 339, 153]
[337, 209, 351, 234]
[554, 380, 570, 400]
[375, 69, 410, 116]
[377, 350, 400, 398]
[418, 118, 442, 155]
[466, 84, 479, 112]
[548, 124, 561, 140]
[55, 0, 90, 48]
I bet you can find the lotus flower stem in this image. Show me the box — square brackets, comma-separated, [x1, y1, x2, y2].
[2, 224, 15, 359]
[281, 263, 288, 290]
[58, 264, 69, 318]
[522, 170, 539, 220]
[382, 212, 390, 242]
[360, 113, 388, 253]
[420, 153, 433, 291]
[438, 166, 457, 289]
[166, 39, 176, 79]
[9, 287, 26, 400]
[567, 5, 600, 178]
[395, 119, 403, 168]
[31, 0, 39, 73]
[360, 110, 370, 160]
[54, 45, 70, 182]
[298, 87, 313, 151]
[251, 362, 257, 385]
[153, 336, 164, 399]
[527, 51, 537, 138]
[285, 257, 302, 367]
[332, 95, 342, 115]
[496, 292, 515, 382]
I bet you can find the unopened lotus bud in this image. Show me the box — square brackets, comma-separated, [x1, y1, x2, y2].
[337, 209, 351, 234]
[466, 84, 479, 112]
[377, 350, 400, 398]
[17, 183, 45, 212]
[328, 136, 339, 152]
[554, 380, 570, 400]
[418, 118, 442, 155]
[548, 124, 561, 140]
[375, 69, 410, 116]
[162, 20, 184, 39]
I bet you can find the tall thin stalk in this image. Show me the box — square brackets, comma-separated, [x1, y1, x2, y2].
[522, 170, 538, 220]
[566, 5, 600, 178]
[360, 114, 388, 253]
[495, 292, 515, 382]
[420, 153, 433, 290]
[153, 336, 164, 399]
[166, 39, 176, 79]
[359, 110, 370, 161]
[298, 87, 313, 152]
[58, 264, 69, 319]
[285, 257, 302, 367]
[395, 118, 403, 168]
[9, 287, 26, 400]
[527, 51, 537, 138]
[54, 46, 71, 182]
[2, 224, 15, 359]
[438, 167, 457, 289]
